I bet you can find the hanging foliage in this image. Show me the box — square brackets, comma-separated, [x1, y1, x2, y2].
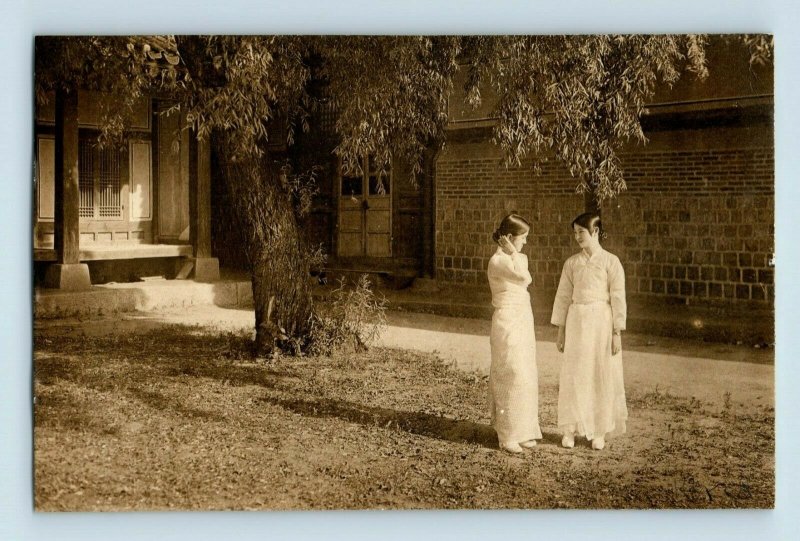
[34, 34, 772, 355]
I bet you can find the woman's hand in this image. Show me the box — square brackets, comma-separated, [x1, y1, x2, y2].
[557, 326, 566, 353]
[612, 332, 622, 355]
[498, 235, 516, 255]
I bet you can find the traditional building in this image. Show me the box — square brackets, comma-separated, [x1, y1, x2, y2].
[294, 39, 773, 310]
[34, 44, 219, 290]
[210, 101, 438, 288]
[36, 37, 773, 315]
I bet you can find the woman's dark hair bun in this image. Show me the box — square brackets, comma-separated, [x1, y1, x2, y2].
[494, 214, 531, 243]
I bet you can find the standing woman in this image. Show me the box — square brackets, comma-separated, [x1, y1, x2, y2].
[487, 213, 542, 454]
[551, 212, 628, 450]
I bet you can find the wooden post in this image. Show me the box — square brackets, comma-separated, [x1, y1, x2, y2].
[44, 85, 91, 290]
[54, 85, 81, 264]
[150, 100, 160, 243]
[188, 132, 219, 281]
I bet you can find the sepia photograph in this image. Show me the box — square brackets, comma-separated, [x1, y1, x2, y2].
[28, 32, 777, 513]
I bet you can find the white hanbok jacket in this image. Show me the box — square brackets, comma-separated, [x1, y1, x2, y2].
[551, 248, 628, 440]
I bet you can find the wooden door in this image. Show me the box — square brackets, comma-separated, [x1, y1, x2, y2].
[337, 156, 392, 258]
[156, 104, 190, 243]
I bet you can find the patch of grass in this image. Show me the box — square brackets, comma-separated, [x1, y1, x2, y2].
[33, 321, 774, 510]
[628, 385, 711, 414]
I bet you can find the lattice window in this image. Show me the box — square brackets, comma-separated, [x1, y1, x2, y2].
[79, 139, 94, 218]
[98, 146, 121, 218]
[78, 138, 123, 220]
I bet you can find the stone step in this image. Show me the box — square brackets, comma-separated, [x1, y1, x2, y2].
[34, 279, 254, 319]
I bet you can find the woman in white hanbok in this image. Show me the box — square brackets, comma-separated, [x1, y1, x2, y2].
[487, 214, 542, 454]
[551, 212, 628, 451]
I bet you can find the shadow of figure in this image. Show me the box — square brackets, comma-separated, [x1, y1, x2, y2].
[261, 395, 501, 449]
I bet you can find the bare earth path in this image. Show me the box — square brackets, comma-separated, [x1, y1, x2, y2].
[380, 311, 774, 408]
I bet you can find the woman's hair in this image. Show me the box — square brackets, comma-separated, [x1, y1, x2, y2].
[492, 213, 531, 243]
[571, 212, 606, 239]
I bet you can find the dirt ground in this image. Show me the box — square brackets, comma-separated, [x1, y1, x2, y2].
[33, 309, 774, 510]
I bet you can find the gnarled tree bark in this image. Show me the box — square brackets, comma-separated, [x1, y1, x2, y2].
[214, 134, 313, 355]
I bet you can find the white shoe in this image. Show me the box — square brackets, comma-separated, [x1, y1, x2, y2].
[520, 439, 537, 449]
[591, 436, 606, 450]
[500, 442, 524, 454]
[561, 434, 575, 448]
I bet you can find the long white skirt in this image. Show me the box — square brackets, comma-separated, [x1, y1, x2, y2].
[558, 302, 628, 440]
[489, 305, 542, 445]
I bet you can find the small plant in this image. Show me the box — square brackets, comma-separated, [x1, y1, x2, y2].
[307, 274, 388, 356]
[722, 391, 732, 416]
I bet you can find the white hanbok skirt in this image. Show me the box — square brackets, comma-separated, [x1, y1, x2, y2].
[489, 304, 542, 445]
[559, 302, 628, 440]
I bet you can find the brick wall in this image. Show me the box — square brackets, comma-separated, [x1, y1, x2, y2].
[603, 146, 774, 306]
[435, 123, 774, 308]
[435, 131, 586, 291]
[435, 153, 583, 291]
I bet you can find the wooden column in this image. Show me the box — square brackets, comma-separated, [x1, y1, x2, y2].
[55, 85, 81, 264]
[44, 85, 91, 290]
[188, 132, 219, 281]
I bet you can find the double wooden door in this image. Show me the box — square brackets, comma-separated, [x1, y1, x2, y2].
[337, 156, 392, 258]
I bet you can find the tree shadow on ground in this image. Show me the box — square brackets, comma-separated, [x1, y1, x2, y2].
[163, 361, 298, 389]
[128, 387, 228, 422]
[262, 395, 501, 449]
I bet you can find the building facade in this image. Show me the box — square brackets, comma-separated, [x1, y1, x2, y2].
[435, 39, 774, 308]
[33, 88, 219, 289]
[36, 38, 773, 314]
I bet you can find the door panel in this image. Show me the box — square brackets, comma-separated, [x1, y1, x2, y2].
[338, 232, 363, 256]
[337, 156, 392, 258]
[366, 234, 390, 257]
[365, 198, 391, 257]
[130, 142, 152, 220]
[157, 106, 190, 241]
[339, 206, 363, 231]
[36, 136, 56, 221]
[338, 199, 364, 256]
[366, 208, 390, 231]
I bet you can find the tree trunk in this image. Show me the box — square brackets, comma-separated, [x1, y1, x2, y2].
[214, 135, 313, 355]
